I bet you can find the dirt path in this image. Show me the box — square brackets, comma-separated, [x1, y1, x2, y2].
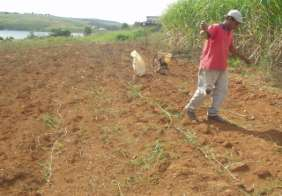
[0, 42, 282, 195]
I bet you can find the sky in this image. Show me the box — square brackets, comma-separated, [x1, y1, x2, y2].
[1, 0, 177, 24]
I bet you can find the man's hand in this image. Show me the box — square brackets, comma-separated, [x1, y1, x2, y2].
[200, 21, 208, 32]
[237, 52, 252, 65]
[200, 21, 210, 39]
[230, 45, 252, 65]
[243, 57, 252, 65]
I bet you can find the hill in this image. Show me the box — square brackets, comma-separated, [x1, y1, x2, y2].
[0, 12, 122, 32]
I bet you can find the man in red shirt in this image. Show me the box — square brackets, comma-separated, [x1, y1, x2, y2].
[184, 9, 250, 122]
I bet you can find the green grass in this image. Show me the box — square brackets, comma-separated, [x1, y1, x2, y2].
[127, 84, 143, 99]
[131, 140, 167, 169]
[0, 37, 75, 51]
[82, 27, 151, 42]
[42, 113, 60, 129]
[39, 161, 52, 183]
[0, 27, 155, 52]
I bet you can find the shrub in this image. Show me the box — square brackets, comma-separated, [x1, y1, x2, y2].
[121, 23, 129, 29]
[83, 26, 92, 36]
[115, 34, 129, 41]
[5, 36, 14, 41]
[26, 31, 38, 39]
[50, 28, 71, 37]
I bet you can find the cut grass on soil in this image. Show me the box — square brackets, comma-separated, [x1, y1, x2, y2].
[131, 140, 167, 170]
[42, 113, 60, 129]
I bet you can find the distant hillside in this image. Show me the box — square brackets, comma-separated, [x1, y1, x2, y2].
[0, 12, 122, 32]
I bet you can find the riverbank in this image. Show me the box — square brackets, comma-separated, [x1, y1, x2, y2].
[0, 30, 83, 39]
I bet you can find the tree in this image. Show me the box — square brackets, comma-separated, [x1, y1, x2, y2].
[121, 23, 129, 29]
[83, 26, 92, 36]
[5, 37, 14, 41]
[27, 31, 37, 39]
[49, 28, 71, 37]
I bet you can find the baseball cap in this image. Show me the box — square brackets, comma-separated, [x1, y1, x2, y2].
[226, 9, 243, 23]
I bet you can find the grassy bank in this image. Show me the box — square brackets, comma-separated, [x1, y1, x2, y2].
[0, 27, 161, 51]
[82, 27, 154, 42]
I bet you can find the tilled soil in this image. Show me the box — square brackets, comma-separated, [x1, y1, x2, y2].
[0, 42, 282, 196]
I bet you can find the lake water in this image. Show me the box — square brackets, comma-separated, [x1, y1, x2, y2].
[0, 30, 83, 39]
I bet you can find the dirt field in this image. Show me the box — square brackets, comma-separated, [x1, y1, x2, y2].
[1, 42, 282, 195]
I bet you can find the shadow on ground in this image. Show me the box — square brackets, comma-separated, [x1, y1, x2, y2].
[206, 120, 282, 146]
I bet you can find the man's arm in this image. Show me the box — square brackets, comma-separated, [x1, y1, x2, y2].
[230, 45, 251, 64]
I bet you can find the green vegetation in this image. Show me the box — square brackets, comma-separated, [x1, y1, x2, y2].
[121, 23, 130, 29]
[0, 12, 122, 32]
[49, 28, 71, 37]
[161, 0, 282, 84]
[82, 27, 152, 42]
[42, 113, 60, 129]
[83, 26, 92, 36]
[131, 140, 167, 169]
[0, 27, 156, 52]
[0, 36, 78, 52]
[162, 0, 282, 50]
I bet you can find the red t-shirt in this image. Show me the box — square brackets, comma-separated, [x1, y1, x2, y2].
[200, 24, 233, 70]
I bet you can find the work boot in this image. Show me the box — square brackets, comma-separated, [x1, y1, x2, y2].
[187, 110, 198, 122]
[207, 115, 226, 123]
